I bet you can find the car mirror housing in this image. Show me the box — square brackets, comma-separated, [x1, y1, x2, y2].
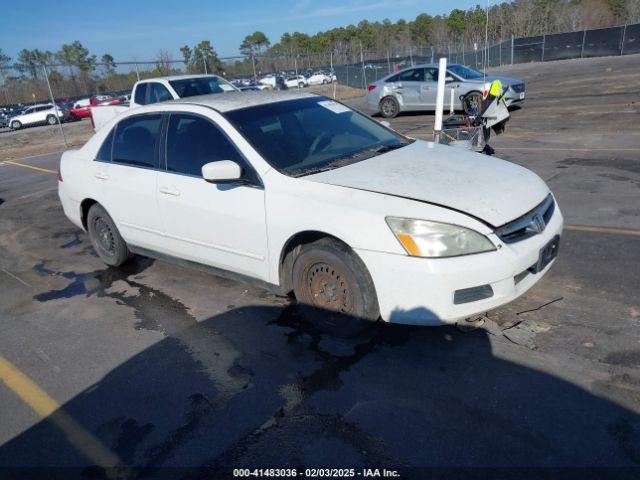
[202, 160, 243, 183]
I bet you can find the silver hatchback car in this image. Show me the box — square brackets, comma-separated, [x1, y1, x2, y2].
[366, 63, 526, 118]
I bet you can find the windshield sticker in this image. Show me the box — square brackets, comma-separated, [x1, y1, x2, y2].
[318, 100, 350, 114]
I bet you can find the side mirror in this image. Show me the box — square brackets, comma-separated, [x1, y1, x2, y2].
[202, 160, 242, 183]
[445, 75, 455, 82]
[379, 120, 391, 128]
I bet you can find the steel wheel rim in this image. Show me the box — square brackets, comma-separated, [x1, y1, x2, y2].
[93, 217, 116, 256]
[382, 99, 396, 116]
[305, 262, 353, 313]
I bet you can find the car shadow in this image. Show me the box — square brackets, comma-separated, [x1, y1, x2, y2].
[1, 261, 639, 479]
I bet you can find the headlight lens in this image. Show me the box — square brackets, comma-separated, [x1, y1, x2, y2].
[386, 217, 496, 258]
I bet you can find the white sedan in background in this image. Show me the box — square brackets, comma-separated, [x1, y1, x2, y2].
[284, 75, 308, 89]
[58, 91, 562, 331]
[306, 71, 333, 85]
[9, 103, 66, 129]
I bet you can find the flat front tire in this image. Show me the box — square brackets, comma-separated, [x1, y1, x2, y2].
[292, 238, 379, 335]
[379, 96, 399, 118]
[87, 204, 131, 267]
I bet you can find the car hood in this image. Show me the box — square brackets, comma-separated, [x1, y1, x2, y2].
[304, 140, 549, 227]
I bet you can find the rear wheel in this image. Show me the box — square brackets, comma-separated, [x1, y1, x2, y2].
[298, 82, 305, 89]
[87, 204, 131, 267]
[10, 120, 21, 130]
[379, 96, 400, 118]
[292, 238, 379, 336]
[462, 91, 483, 115]
[46, 115, 57, 125]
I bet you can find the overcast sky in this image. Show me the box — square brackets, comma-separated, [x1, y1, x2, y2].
[1, 0, 482, 61]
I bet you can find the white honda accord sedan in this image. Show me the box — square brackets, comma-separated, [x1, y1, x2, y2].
[58, 90, 562, 327]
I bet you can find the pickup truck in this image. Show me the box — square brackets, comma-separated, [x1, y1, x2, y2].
[91, 74, 238, 130]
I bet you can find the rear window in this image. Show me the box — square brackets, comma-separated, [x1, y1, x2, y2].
[168, 77, 236, 98]
[95, 128, 114, 162]
[112, 114, 162, 168]
[134, 83, 148, 105]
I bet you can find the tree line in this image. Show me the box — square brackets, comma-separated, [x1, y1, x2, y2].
[1, 0, 639, 104]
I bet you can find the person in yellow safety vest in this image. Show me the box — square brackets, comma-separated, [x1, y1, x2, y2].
[482, 79, 504, 106]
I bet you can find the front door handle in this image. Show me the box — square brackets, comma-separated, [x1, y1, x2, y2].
[94, 172, 109, 180]
[159, 186, 180, 196]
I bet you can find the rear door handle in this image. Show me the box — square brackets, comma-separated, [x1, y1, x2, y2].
[94, 172, 109, 180]
[159, 186, 180, 196]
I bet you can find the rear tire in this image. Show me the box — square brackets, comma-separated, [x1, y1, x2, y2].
[46, 115, 57, 125]
[379, 96, 399, 118]
[298, 82, 305, 89]
[292, 238, 379, 336]
[87, 204, 131, 267]
[10, 120, 21, 130]
[463, 91, 483, 115]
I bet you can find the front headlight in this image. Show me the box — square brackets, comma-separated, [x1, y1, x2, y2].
[386, 217, 496, 258]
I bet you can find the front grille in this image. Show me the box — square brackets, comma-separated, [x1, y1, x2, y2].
[495, 194, 555, 244]
[454, 284, 494, 305]
[511, 83, 525, 93]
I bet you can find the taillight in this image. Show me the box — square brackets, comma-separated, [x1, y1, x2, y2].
[367, 85, 376, 91]
[89, 111, 95, 129]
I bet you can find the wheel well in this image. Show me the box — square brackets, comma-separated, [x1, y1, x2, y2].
[278, 231, 348, 294]
[80, 198, 98, 230]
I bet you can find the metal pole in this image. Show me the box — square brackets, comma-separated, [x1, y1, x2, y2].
[511, 36, 514, 64]
[409, 45, 414, 66]
[387, 48, 391, 75]
[621, 24, 627, 55]
[203, 57, 208, 74]
[580, 30, 586, 58]
[360, 43, 367, 89]
[294, 56, 299, 88]
[434, 57, 447, 140]
[134, 63, 140, 82]
[251, 55, 257, 79]
[431, 46, 434, 63]
[462, 42, 465, 65]
[541, 34, 546, 62]
[499, 36, 502, 66]
[42, 64, 67, 147]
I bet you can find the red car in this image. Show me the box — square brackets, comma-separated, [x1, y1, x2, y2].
[68, 95, 121, 121]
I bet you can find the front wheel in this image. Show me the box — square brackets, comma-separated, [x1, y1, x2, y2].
[10, 120, 22, 130]
[292, 238, 379, 336]
[298, 82, 305, 89]
[87, 204, 131, 267]
[379, 96, 400, 118]
[46, 115, 57, 125]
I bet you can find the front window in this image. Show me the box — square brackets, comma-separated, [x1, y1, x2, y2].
[225, 97, 411, 177]
[447, 65, 484, 80]
[148, 82, 173, 104]
[169, 76, 237, 98]
[166, 113, 244, 177]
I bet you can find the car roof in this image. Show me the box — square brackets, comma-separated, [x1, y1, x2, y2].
[138, 74, 224, 83]
[169, 90, 319, 112]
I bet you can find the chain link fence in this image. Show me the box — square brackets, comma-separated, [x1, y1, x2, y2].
[1, 22, 638, 107]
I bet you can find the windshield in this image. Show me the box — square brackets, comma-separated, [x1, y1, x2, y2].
[225, 97, 411, 177]
[169, 76, 237, 98]
[448, 65, 484, 80]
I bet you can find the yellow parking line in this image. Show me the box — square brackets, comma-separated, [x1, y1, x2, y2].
[0, 356, 122, 468]
[565, 224, 640, 237]
[2, 160, 57, 174]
